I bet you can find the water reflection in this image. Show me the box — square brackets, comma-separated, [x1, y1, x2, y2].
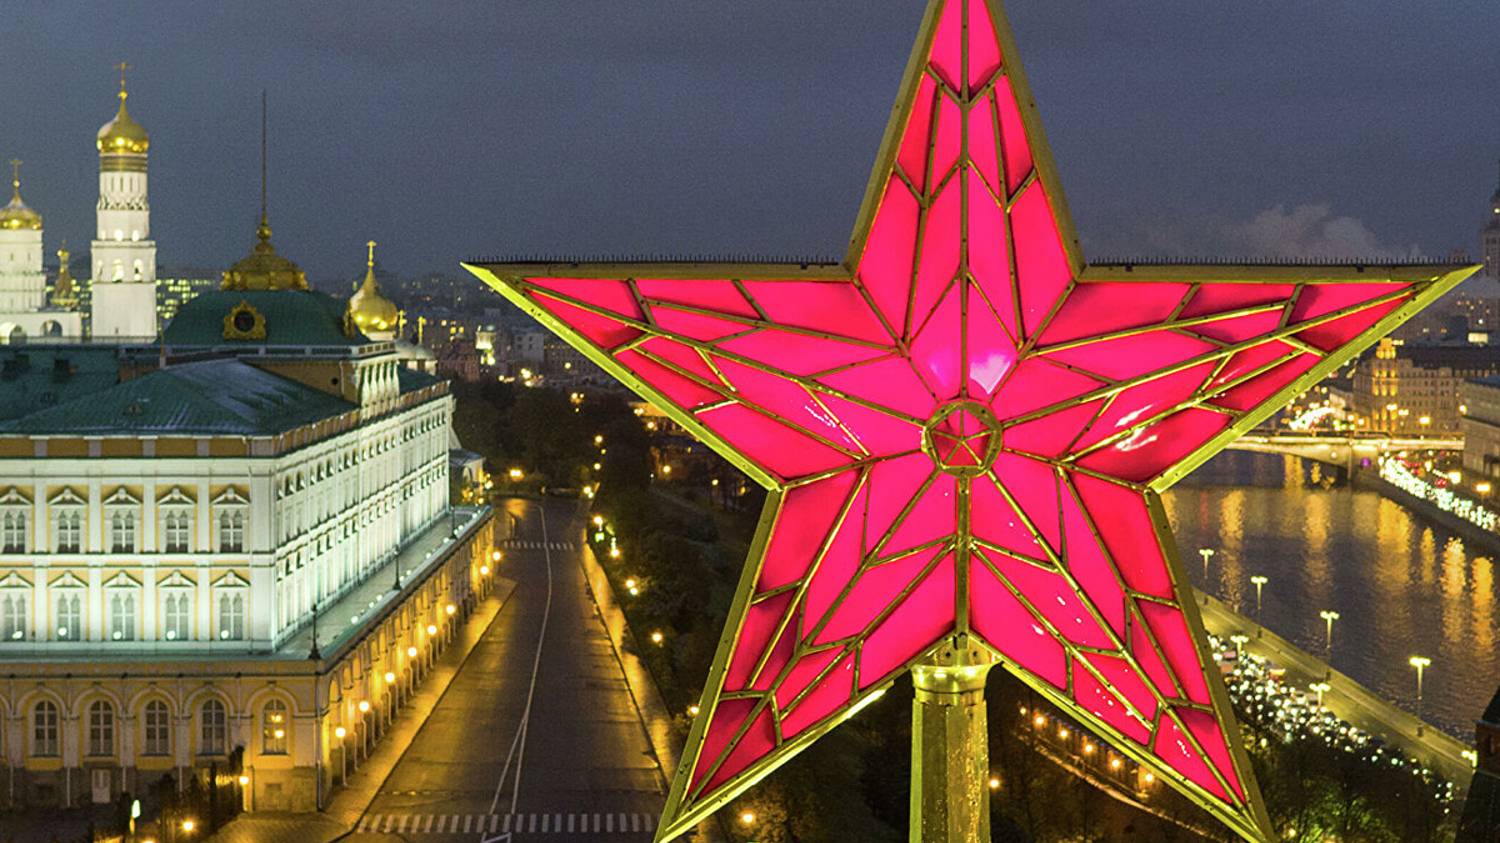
[1164, 450, 1500, 738]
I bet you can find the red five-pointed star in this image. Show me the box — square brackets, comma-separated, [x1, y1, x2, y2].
[466, 2, 1476, 840]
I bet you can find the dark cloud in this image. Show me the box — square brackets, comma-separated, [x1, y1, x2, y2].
[3, 1, 1495, 282]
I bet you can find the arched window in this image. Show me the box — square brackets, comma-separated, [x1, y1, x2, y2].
[108, 592, 136, 641]
[109, 512, 135, 553]
[218, 593, 245, 641]
[163, 511, 190, 553]
[0, 592, 26, 641]
[31, 701, 59, 757]
[54, 592, 81, 640]
[1, 511, 25, 552]
[142, 700, 171, 756]
[163, 593, 190, 641]
[87, 700, 115, 757]
[56, 512, 81, 553]
[219, 511, 245, 552]
[261, 699, 289, 755]
[200, 699, 227, 755]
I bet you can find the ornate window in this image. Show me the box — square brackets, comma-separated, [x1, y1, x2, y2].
[199, 699, 227, 756]
[87, 700, 115, 757]
[261, 699, 289, 755]
[219, 511, 245, 552]
[49, 489, 86, 553]
[142, 700, 171, 756]
[107, 589, 137, 642]
[104, 488, 140, 553]
[0, 577, 28, 641]
[1, 511, 25, 553]
[218, 593, 245, 641]
[32, 700, 59, 757]
[51, 573, 82, 639]
[163, 592, 190, 641]
[163, 511, 191, 553]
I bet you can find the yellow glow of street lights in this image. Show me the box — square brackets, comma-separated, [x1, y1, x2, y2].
[1083, 741, 1095, 755]
[384, 671, 396, 684]
[1032, 713, 1046, 729]
[1479, 482, 1493, 495]
[480, 565, 490, 576]
[593, 515, 605, 527]
[650, 630, 665, 645]
[238, 774, 250, 786]
[739, 811, 756, 826]
[987, 776, 1001, 791]
[407, 646, 418, 658]
[688, 704, 700, 716]
[1143, 772, 1155, 784]
[426, 624, 438, 636]
[609, 546, 621, 559]
[491, 550, 502, 562]
[624, 577, 638, 590]
[508, 467, 524, 481]
[445, 603, 456, 616]
[594, 434, 604, 446]
[358, 700, 371, 714]
[335, 726, 347, 739]
[661, 464, 672, 475]
[181, 820, 196, 833]
[1109, 757, 1123, 771]
[1057, 727, 1069, 739]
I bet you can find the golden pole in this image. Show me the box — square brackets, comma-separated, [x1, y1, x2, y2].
[909, 633, 997, 843]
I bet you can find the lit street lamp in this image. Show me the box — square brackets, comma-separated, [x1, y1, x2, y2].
[1309, 681, 1330, 709]
[1319, 610, 1340, 675]
[1197, 547, 1215, 579]
[1410, 655, 1432, 735]
[1248, 575, 1268, 635]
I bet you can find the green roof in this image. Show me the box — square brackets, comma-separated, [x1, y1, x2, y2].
[0, 347, 124, 422]
[397, 366, 441, 394]
[0, 358, 355, 436]
[160, 289, 371, 348]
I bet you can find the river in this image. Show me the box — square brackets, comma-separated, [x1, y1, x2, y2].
[1162, 449, 1499, 739]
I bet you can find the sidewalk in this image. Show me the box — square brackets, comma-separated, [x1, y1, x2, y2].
[575, 517, 727, 843]
[206, 578, 519, 843]
[1198, 593, 1474, 789]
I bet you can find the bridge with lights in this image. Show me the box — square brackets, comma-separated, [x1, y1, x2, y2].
[1227, 431, 1463, 470]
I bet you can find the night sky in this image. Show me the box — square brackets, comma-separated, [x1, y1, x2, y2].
[4, 1, 1497, 283]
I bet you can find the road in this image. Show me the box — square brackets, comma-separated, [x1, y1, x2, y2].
[1197, 593, 1475, 790]
[353, 497, 666, 840]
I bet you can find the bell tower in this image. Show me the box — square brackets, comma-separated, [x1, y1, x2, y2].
[89, 62, 159, 340]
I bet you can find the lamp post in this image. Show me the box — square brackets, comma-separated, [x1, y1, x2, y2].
[1409, 655, 1431, 736]
[1309, 681, 1330, 710]
[1249, 575, 1268, 635]
[334, 726, 348, 783]
[1198, 547, 1215, 579]
[1319, 610, 1340, 676]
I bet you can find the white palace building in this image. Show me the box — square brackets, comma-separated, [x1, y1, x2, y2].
[0, 193, 497, 810]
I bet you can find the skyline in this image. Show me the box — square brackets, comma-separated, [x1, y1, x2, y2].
[2, 1, 1497, 282]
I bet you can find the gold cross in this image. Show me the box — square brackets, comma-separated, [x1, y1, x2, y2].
[8, 159, 19, 191]
[367, 239, 378, 268]
[116, 61, 130, 98]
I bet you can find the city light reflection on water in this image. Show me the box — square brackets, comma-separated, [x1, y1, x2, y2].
[1163, 450, 1499, 738]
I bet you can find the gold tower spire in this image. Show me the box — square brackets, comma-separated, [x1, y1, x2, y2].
[97, 61, 149, 156]
[221, 92, 307, 291]
[0, 159, 42, 231]
[347, 238, 398, 336]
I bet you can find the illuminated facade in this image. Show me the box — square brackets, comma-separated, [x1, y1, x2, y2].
[1462, 375, 1500, 479]
[0, 209, 491, 810]
[468, 1, 1474, 840]
[1352, 338, 1500, 434]
[90, 69, 160, 340]
[156, 274, 219, 329]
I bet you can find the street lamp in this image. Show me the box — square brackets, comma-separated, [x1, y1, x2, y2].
[1309, 681, 1330, 709]
[1248, 575, 1268, 634]
[1319, 610, 1340, 674]
[1198, 548, 1215, 579]
[334, 726, 348, 782]
[1229, 633, 1249, 653]
[1410, 655, 1432, 735]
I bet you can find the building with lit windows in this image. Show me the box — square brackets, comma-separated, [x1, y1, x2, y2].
[1350, 338, 1500, 434]
[0, 208, 496, 811]
[155, 273, 219, 330]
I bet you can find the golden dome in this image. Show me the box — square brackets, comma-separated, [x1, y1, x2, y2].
[0, 160, 42, 231]
[97, 87, 150, 156]
[347, 240, 399, 335]
[221, 215, 308, 291]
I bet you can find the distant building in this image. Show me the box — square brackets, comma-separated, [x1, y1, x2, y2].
[156, 274, 218, 329]
[1462, 376, 1500, 479]
[513, 330, 546, 366]
[1350, 338, 1500, 434]
[0, 163, 84, 341]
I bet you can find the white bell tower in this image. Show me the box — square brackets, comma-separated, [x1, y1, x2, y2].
[90, 63, 158, 340]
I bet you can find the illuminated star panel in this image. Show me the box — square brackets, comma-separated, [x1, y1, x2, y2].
[467, 1, 1476, 840]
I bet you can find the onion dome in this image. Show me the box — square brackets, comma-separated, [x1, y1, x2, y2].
[51, 246, 79, 310]
[347, 240, 399, 336]
[0, 160, 42, 231]
[221, 214, 308, 291]
[97, 71, 150, 156]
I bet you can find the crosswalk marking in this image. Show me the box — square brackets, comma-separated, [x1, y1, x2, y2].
[499, 539, 576, 551]
[359, 811, 656, 835]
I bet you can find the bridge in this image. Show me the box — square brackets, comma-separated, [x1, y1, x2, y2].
[1227, 431, 1462, 470]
